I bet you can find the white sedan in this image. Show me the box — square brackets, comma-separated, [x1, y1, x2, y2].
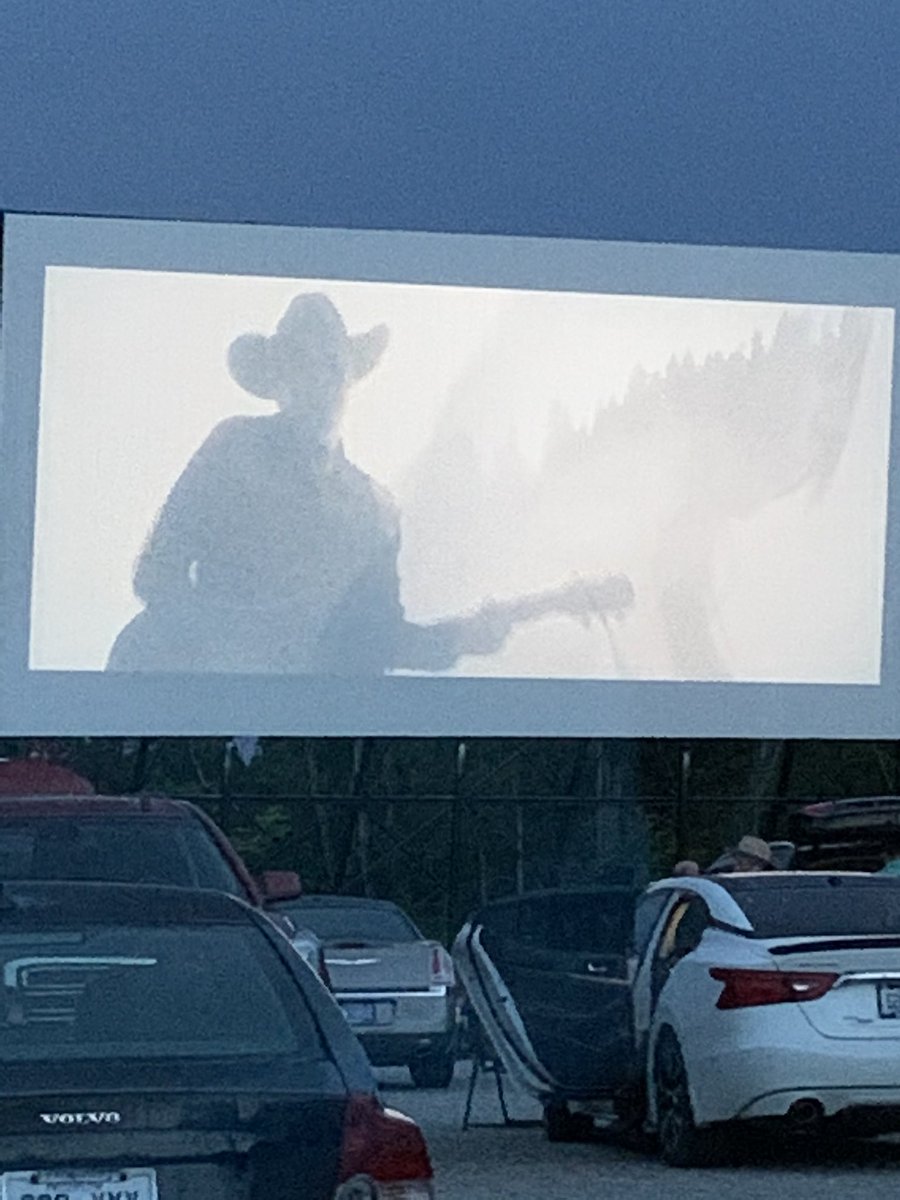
[637, 872, 900, 1164]
[456, 871, 900, 1167]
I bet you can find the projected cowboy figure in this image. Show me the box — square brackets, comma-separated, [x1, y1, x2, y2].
[107, 293, 633, 674]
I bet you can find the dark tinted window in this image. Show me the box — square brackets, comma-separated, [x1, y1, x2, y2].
[725, 877, 900, 938]
[0, 924, 320, 1062]
[280, 902, 420, 943]
[516, 891, 633, 953]
[0, 818, 243, 897]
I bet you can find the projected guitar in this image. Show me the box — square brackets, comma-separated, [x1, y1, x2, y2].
[447, 574, 636, 657]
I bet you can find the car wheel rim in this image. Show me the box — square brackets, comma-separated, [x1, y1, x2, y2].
[656, 1046, 691, 1152]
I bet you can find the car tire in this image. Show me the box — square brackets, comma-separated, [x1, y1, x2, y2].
[653, 1031, 727, 1167]
[409, 1049, 455, 1089]
[612, 1081, 647, 1132]
[543, 1101, 595, 1143]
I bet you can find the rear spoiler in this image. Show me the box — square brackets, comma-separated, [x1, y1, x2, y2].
[769, 936, 900, 955]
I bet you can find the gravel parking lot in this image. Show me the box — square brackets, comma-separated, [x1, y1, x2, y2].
[379, 1065, 900, 1199]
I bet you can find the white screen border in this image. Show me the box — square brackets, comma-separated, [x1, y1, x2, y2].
[2, 213, 900, 737]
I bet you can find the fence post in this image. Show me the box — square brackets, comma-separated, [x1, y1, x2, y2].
[676, 742, 692, 861]
[445, 740, 467, 945]
[515, 804, 525, 894]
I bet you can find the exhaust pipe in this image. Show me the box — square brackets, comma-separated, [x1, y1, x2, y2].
[788, 1098, 824, 1129]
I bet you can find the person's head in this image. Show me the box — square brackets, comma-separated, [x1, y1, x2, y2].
[672, 860, 700, 878]
[228, 293, 389, 441]
[731, 835, 775, 873]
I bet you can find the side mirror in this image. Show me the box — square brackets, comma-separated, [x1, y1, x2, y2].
[258, 869, 302, 903]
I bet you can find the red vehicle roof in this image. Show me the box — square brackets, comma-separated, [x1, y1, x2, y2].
[0, 759, 94, 796]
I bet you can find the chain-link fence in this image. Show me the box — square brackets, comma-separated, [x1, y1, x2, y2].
[6, 734, 887, 942]
[195, 789, 796, 943]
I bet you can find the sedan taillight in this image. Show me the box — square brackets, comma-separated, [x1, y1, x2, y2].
[709, 966, 838, 1009]
[430, 945, 454, 987]
[336, 1093, 434, 1199]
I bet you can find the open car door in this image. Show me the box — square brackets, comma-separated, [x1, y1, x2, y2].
[454, 886, 637, 1104]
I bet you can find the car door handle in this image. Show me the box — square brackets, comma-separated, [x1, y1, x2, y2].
[586, 961, 609, 975]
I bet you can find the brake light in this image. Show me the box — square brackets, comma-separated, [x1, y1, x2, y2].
[336, 1093, 433, 1199]
[710, 967, 838, 1009]
[430, 946, 454, 987]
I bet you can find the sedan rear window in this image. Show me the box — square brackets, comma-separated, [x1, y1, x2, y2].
[724, 876, 900, 938]
[0, 925, 321, 1063]
[282, 903, 420, 944]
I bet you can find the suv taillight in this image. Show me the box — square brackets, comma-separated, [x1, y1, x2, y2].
[430, 945, 454, 987]
[336, 1093, 433, 1199]
[710, 967, 838, 1009]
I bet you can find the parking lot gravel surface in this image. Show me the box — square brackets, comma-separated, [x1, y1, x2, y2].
[379, 1065, 900, 1199]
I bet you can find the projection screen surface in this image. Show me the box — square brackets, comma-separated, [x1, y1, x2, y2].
[1, 214, 899, 737]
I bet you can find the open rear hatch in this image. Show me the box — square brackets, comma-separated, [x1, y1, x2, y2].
[790, 796, 900, 870]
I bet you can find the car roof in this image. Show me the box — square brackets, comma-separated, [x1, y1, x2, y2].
[648, 871, 900, 932]
[0, 880, 257, 927]
[715, 870, 875, 880]
[715, 870, 900, 891]
[0, 760, 94, 795]
[0, 794, 199, 818]
[646, 875, 754, 930]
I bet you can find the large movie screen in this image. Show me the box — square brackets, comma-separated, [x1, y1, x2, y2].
[1, 215, 898, 736]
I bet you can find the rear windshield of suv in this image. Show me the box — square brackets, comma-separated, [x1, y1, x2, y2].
[0, 818, 244, 897]
[0, 924, 321, 1063]
[724, 876, 900, 938]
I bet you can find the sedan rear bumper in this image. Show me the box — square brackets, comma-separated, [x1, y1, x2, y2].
[336, 988, 457, 1066]
[738, 1083, 900, 1121]
[684, 1029, 900, 1124]
[358, 1030, 457, 1067]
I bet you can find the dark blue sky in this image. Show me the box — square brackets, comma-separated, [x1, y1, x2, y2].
[1, 1, 898, 251]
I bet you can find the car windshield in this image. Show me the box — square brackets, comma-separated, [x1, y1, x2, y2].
[279, 903, 420, 944]
[0, 923, 320, 1063]
[723, 876, 900, 938]
[0, 818, 244, 897]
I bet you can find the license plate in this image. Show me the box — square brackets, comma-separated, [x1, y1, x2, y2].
[877, 982, 900, 1018]
[2, 1168, 156, 1200]
[340, 1000, 394, 1027]
[341, 1001, 378, 1026]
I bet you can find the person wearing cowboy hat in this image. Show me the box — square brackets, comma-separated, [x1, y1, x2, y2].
[729, 835, 776, 873]
[108, 292, 632, 675]
[107, 292, 406, 673]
